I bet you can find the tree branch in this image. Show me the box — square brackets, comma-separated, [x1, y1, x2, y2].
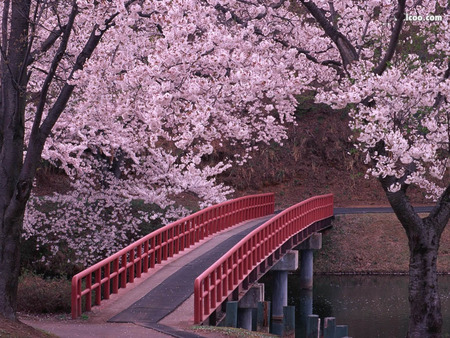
[214, 2, 343, 73]
[378, 174, 423, 235]
[300, 0, 358, 68]
[373, 0, 406, 75]
[271, 35, 343, 74]
[0, 0, 11, 151]
[30, 3, 78, 140]
[328, 1, 338, 29]
[357, 15, 372, 58]
[27, 25, 66, 66]
[1, 0, 10, 56]
[37, 0, 139, 140]
[427, 184, 450, 234]
[433, 60, 450, 109]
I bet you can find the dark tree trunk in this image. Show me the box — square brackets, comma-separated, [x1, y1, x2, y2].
[380, 177, 449, 337]
[407, 219, 443, 337]
[0, 212, 24, 320]
[0, 0, 31, 320]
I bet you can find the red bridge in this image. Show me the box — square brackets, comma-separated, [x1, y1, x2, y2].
[71, 193, 334, 335]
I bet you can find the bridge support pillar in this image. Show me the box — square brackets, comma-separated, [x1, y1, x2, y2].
[270, 250, 298, 319]
[237, 283, 264, 331]
[297, 233, 322, 289]
[299, 289, 313, 333]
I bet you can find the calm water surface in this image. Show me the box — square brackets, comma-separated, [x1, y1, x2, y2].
[262, 274, 450, 337]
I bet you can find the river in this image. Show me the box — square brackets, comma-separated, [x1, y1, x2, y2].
[262, 274, 450, 337]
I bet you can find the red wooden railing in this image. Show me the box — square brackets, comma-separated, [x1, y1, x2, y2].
[71, 193, 274, 319]
[193, 194, 333, 324]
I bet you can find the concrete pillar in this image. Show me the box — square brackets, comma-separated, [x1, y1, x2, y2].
[299, 289, 313, 335]
[252, 308, 257, 331]
[225, 301, 238, 327]
[307, 314, 320, 338]
[257, 301, 271, 332]
[270, 250, 298, 320]
[299, 249, 314, 289]
[336, 325, 349, 337]
[272, 270, 288, 319]
[297, 233, 322, 290]
[237, 308, 252, 330]
[237, 284, 264, 331]
[283, 306, 296, 336]
[271, 319, 283, 336]
[324, 317, 336, 338]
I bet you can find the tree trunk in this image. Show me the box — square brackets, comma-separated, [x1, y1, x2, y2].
[407, 220, 443, 337]
[0, 0, 31, 320]
[380, 177, 449, 337]
[0, 214, 23, 320]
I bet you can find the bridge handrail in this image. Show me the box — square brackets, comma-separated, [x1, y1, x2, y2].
[194, 194, 333, 324]
[71, 193, 275, 319]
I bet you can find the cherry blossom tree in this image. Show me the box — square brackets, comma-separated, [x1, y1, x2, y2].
[0, 0, 310, 319]
[299, 1, 449, 336]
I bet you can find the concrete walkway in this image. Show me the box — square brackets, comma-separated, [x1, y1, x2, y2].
[23, 215, 274, 337]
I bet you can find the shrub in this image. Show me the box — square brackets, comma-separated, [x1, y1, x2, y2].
[17, 272, 71, 314]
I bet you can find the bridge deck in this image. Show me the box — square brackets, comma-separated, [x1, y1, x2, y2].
[86, 215, 275, 335]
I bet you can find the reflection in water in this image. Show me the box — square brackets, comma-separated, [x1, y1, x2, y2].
[262, 274, 450, 337]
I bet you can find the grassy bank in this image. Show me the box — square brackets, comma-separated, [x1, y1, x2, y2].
[315, 213, 450, 274]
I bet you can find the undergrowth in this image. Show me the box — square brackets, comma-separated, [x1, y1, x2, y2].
[17, 272, 71, 314]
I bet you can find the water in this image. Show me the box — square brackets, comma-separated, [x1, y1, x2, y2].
[262, 274, 450, 337]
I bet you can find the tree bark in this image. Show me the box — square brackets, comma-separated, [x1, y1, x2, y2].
[0, 209, 25, 320]
[407, 219, 443, 337]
